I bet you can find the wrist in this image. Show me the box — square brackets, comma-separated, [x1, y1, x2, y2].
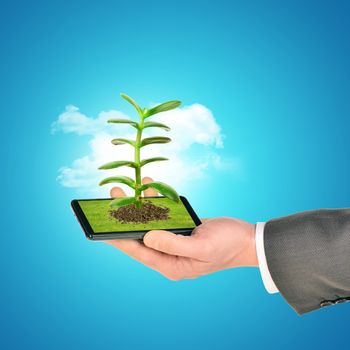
[234, 222, 258, 268]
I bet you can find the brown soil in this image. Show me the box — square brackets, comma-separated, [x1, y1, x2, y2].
[109, 200, 170, 224]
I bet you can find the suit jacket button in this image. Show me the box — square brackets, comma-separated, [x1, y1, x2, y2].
[335, 298, 348, 304]
[320, 301, 333, 307]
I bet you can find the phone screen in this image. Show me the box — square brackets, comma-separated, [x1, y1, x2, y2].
[78, 197, 196, 233]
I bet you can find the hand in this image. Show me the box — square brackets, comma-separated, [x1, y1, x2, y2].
[105, 177, 258, 280]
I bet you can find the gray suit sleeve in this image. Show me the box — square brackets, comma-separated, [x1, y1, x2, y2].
[264, 208, 350, 315]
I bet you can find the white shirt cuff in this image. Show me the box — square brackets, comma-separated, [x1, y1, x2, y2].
[255, 222, 279, 294]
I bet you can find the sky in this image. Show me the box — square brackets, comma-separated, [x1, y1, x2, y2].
[51, 101, 231, 196]
[1, 0, 350, 349]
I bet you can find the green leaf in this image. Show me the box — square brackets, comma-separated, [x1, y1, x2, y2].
[120, 93, 143, 116]
[140, 182, 179, 202]
[140, 137, 171, 147]
[111, 138, 135, 146]
[145, 100, 181, 118]
[143, 121, 170, 131]
[98, 160, 136, 170]
[99, 176, 136, 189]
[108, 118, 139, 129]
[110, 197, 138, 208]
[140, 157, 168, 167]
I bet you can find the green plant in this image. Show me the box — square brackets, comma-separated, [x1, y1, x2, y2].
[98, 93, 180, 209]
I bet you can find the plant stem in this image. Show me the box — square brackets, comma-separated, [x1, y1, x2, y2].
[134, 113, 144, 208]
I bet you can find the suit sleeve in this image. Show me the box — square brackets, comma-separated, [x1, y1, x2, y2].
[264, 208, 350, 315]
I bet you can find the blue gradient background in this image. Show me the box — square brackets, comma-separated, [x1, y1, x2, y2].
[1, 1, 349, 349]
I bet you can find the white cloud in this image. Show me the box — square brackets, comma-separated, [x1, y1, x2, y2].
[52, 103, 237, 196]
[51, 105, 131, 136]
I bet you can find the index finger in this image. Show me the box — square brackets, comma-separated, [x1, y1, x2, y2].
[143, 230, 209, 261]
[106, 239, 172, 267]
[110, 187, 127, 198]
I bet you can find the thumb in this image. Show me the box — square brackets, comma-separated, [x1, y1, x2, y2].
[143, 230, 204, 260]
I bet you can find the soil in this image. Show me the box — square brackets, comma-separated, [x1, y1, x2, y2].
[109, 200, 170, 224]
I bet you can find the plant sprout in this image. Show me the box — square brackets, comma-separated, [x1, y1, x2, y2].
[98, 93, 180, 209]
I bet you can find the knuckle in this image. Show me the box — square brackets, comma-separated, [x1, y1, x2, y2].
[153, 241, 163, 252]
[161, 239, 172, 252]
[192, 225, 204, 235]
[164, 271, 183, 281]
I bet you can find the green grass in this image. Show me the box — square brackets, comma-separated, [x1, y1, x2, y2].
[79, 197, 196, 232]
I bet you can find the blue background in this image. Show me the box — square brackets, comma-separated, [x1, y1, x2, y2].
[1, 0, 349, 349]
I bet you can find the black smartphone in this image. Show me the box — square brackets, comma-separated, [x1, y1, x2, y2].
[71, 196, 201, 240]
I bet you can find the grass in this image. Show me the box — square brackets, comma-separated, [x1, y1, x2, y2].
[79, 197, 196, 233]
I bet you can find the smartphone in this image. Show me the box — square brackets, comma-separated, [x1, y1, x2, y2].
[71, 196, 201, 240]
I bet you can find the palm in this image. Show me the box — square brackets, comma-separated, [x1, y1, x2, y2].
[169, 218, 256, 278]
[106, 178, 257, 280]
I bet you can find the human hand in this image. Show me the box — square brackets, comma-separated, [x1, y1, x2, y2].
[105, 177, 258, 280]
